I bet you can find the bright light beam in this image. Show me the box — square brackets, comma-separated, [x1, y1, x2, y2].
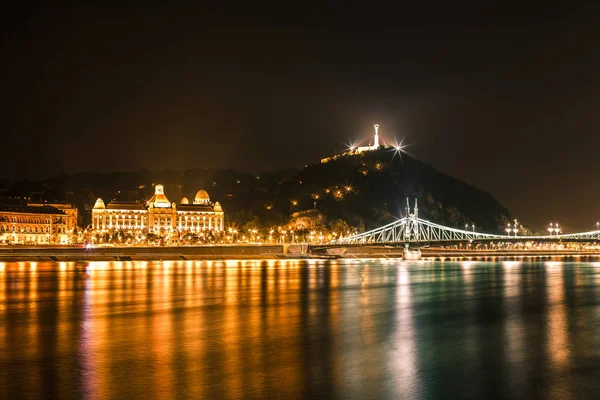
[390, 136, 410, 161]
[345, 138, 358, 152]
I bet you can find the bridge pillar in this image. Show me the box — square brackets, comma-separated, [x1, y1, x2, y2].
[403, 248, 421, 260]
[283, 244, 307, 256]
[403, 244, 421, 260]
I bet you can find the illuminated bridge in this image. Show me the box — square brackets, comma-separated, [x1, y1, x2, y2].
[331, 199, 600, 248]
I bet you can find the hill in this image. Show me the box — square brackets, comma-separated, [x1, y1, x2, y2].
[222, 148, 510, 233]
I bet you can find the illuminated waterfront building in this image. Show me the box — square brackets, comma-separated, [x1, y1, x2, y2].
[91, 184, 224, 235]
[0, 204, 70, 244]
[147, 184, 176, 232]
[91, 198, 147, 231]
[27, 202, 79, 232]
[176, 190, 224, 232]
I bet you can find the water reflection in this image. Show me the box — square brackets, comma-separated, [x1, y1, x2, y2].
[1, 260, 600, 399]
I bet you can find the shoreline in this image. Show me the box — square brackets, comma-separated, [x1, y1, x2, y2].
[0, 245, 599, 262]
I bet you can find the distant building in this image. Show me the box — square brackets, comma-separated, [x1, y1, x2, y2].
[321, 124, 383, 163]
[91, 184, 224, 234]
[0, 204, 70, 244]
[354, 123, 380, 153]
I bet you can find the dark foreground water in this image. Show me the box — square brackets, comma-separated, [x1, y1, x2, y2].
[2, 259, 600, 399]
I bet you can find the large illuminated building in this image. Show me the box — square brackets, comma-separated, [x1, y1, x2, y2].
[28, 202, 79, 232]
[0, 204, 72, 244]
[177, 190, 224, 232]
[91, 184, 224, 235]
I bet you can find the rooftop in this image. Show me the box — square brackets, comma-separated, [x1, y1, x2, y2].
[106, 202, 147, 211]
[177, 204, 216, 212]
[0, 204, 67, 215]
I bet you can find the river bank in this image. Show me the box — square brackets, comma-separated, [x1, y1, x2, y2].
[0, 245, 599, 262]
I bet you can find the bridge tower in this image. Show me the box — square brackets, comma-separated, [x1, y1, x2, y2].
[414, 198, 418, 219]
[403, 198, 422, 260]
[403, 198, 420, 242]
[413, 198, 419, 239]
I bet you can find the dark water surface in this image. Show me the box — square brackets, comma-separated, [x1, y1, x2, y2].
[2, 259, 600, 399]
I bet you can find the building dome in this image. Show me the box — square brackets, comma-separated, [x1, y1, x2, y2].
[180, 197, 189, 204]
[93, 198, 105, 209]
[194, 190, 210, 205]
[213, 201, 223, 212]
[147, 184, 172, 208]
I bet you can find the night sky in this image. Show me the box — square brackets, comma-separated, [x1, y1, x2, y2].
[2, 3, 599, 231]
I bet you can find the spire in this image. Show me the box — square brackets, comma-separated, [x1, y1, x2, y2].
[373, 124, 380, 147]
[414, 198, 419, 219]
[405, 197, 411, 217]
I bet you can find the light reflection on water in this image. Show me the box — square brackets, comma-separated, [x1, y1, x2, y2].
[1, 260, 600, 399]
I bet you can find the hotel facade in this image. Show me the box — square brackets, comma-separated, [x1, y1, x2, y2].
[0, 203, 77, 244]
[91, 184, 224, 234]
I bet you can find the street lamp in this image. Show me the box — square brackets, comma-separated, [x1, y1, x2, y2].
[505, 224, 512, 235]
[548, 223, 555, 235]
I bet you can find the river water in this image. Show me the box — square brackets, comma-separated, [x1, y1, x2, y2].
[1, 259, 600, 399]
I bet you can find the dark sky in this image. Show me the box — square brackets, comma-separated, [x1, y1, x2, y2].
[2, 3, 600, 231]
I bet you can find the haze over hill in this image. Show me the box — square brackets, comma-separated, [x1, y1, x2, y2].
[0, 149, 511, 234]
